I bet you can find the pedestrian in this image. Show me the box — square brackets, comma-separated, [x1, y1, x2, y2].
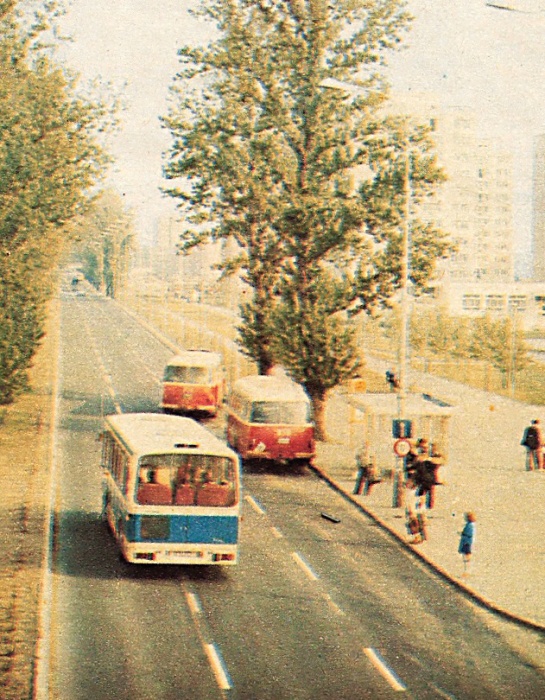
[404, 439, 420, 481]
[353, 443, 381, 495]
[424, 444, 445, 510]
[404, 477, 427, 544]
[521, 419, 544, 471]
[458, 511, 476, 577]
[413, 438, 436, 510]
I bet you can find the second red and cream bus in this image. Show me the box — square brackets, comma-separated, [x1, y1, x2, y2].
[226, 375, 315, 467]
[161, 350, 225, 416]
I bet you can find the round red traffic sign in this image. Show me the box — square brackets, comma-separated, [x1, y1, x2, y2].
[393, 438, 411, 457]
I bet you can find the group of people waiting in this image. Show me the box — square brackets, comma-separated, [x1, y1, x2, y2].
[354, 437, 477, 572]
[403, 438, 444, 544]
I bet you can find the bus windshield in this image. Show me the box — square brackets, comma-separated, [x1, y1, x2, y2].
[250, 401, 310, 425]
[136, 453, 236, 506]
[163, 366, 211, 383]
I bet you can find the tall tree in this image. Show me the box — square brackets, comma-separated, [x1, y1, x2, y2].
[74, 190, 135, 297]
[470, 314, 530, 389]
[163, 0, 450, 438]
[0, 0, 113, 402]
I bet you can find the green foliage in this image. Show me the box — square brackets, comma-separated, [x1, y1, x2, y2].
[163, 0, 451, 436]
[273, 268, 362, 399]
[469, 314, 530, 385]
[0, 1, 112, 402]
[403, 308, 531, 388]
[0, 254, 46, 403]
[73, 190, 135, 297]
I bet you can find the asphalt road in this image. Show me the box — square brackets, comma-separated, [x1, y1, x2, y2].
[47, 294, 545, 699]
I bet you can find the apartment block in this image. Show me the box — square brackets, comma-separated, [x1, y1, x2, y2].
[388, 95, 515, 285]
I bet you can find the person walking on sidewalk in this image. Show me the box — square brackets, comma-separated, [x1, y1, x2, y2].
[354, 443, 381, 495]
[521, 419, 543, 471]
[458, 512, 476, 577]
[404, 477, 427, 544]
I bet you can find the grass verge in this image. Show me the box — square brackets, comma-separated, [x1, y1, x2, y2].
[0, 300, 58, 699]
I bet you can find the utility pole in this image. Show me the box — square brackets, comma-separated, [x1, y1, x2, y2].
[393, 144, 411, 508]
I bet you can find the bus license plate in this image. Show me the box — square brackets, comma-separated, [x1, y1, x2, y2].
[167, 550, 202, 559]
[278, 437, 290, 444]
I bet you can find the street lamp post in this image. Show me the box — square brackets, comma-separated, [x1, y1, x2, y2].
[393, 145, 411, 508]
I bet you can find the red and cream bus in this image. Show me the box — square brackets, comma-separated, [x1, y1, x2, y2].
[226, 375, 315, 467]
[161, 350, 225, 416]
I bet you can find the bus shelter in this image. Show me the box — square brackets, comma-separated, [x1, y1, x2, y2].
[346, 392, 454, 473]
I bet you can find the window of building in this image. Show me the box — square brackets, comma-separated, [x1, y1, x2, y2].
[508, 296, 527, 312]
[535, 296, 545, 316]
[485, 294, 505, 311]
[462, 295, 481, 310]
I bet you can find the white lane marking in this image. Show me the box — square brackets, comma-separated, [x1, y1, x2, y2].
[186, 591, 202, 617]
[270, 526, 283, 539]
[245, 494, 266, 515]
[322, 594, 345, 616]
[363, 647, 407, 692]
[205, 643, 233, 691]
[292, 551, 319, 581]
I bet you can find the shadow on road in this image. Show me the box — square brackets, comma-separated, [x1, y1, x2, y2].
[54, 509, 231, 584]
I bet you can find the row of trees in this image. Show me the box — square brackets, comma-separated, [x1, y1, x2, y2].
[407, 309, 530, 388]
[74, 190, 135, 298]
[0, 1, 114, 403]
[377, 307, 530, 389]
[162, 0, 452, 437]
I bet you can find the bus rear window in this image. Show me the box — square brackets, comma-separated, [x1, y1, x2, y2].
[250, 401, 310, 425]
[163, 366, 211, 383]
[136, 454, 237, 506]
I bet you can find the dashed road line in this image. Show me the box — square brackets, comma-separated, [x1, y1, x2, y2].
[245, 494, 266, 514]
[185, 591, 203, 616]
[270, 526, 284, 539]
[184, 587, 233, 694]
[205, 643, 233, 691]
[322, 593, 346, 616]
[363, 647, 407, 692]
[291, 551, 320, 581]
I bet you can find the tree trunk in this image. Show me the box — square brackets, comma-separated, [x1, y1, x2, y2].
[257, 350, 274, 376]
[310, 392, 328, 442]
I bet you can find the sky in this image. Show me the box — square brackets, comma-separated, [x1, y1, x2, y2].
[57, 0, 545, 273]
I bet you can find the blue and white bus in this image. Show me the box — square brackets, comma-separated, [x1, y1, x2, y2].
[100, 413, 241, 565]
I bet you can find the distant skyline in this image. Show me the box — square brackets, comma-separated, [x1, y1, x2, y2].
[58, 0, 545, 275]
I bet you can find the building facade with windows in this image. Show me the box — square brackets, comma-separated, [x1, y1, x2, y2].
[532, 134, 545, 283]
[438, 281, 545, 330]
[388, 95, 515, 285]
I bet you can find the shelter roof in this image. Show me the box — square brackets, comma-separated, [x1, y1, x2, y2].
[345, 392, 454, 417]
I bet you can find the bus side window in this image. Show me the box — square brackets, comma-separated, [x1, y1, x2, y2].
[123, 457, 131, 495]
[102, 434, 113, 469]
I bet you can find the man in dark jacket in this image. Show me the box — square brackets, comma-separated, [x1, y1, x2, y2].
[521, 419, 543, 471]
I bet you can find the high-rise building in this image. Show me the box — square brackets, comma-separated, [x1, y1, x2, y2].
[387, 95, 515, 285]
[531, 134, 545, 282]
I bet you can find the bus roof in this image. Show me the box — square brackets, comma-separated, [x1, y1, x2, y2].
[104, 413, 236, 458]
[166, 350, 222, 368]
[231, 375, 310, 403]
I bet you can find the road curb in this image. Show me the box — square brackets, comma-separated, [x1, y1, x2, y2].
[310, 462, 545, 634]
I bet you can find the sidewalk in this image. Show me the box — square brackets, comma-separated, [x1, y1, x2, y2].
[315, 358, 545, 630]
